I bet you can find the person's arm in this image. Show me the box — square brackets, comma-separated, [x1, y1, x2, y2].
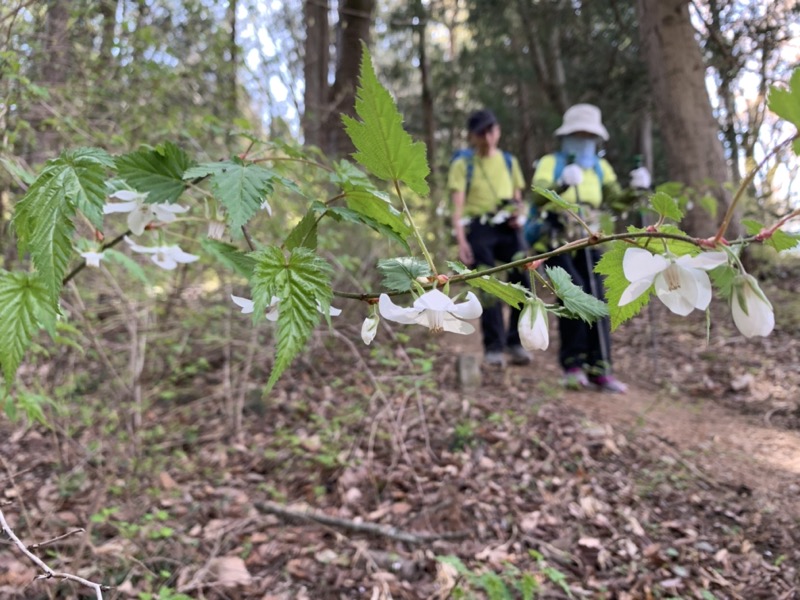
[510, 157, 526, 228]
[451, 189, 474, 265]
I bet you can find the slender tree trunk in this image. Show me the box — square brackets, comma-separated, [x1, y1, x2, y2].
[302, 0, 329, 148]
[415, 8, 436, 172]
[226, 0, 238, 121]
[636, 0, 737, 238]
[325, 0, 375, 157]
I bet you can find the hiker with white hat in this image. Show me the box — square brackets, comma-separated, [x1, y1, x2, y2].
[524, 104, 652, 394]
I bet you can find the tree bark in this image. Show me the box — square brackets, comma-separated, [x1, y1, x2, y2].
[635, 0, 736, 238]
[302, 0, 329, 149]
[325, 0, 375, 157]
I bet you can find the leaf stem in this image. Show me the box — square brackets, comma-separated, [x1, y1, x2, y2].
[394, 180, 438, 276]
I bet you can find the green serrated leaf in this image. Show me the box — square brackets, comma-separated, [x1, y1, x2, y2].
[1, 157, 37, 185]
[741, 219, 765, 236]
[698, 194, 718, 219]
[285, 211, 318, 251]
[344, 185, 411, 243]
[250, 246, 333, 394]
[531, 186, 578, 211]
[184, 158, 275, 229]
[201, 239, 255, 280]
[650, 191, 683, 221]
[464, 275, 528, 309]
[341, 45, 430, 196]
[545, 265, 608, 323]
[769, 229, 800, 252]
[103, 248, 151, 286]
[595, 241, 651, 330]
[330, 160, 374, 188]
[768, 68, 800, 128]
[115, 142, 193, 204]
[324, 205, 410, 249]
[0, 271, 58, 388]
[709, 263, 738, 301]
[377, 257, 431, 292]
[12, 169, 76, 302]
[10, 391, 57, 427]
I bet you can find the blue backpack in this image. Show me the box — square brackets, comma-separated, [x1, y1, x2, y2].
[524, 152, 605, 245]
[451, 148, 514, 195]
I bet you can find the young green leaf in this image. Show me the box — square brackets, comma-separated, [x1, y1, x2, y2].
[183, 158, 276, 229]
[284, 211, 319, 251]
[768, 68, 800, 128]
[201, 239, 255, 280]
[341, 45, 430, 196]
[115, 142, 193, 204]
[531, 186, 578, 211]
[448, 262, 528, 309]
[250, 246, 333, 393]
[322, 205, 410, 250]
[0, 271, 58, 389]
[545, 265, 608, 323]
[12, 169, 77, 302]
[595, 241, 650, 329]
[377, 257, 431, 292]
[649, 191, 684, 222]
[343, 186, 411, 243]
[103, 248, 152, 286]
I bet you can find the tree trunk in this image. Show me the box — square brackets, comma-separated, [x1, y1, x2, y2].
[635, 0, 736, 238]
[302, 0, 329, 149]
[27, 0, 71, 166]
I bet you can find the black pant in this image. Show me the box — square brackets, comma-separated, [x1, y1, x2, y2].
[549, 250, 612, 374]
[466, 220, 530, 352]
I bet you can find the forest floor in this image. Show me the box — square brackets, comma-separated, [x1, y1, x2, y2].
[1, 259, 800, 599]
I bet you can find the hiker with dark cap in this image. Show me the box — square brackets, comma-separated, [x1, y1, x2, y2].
[527, 103, 651, 393]
[448, 109, 531, 368]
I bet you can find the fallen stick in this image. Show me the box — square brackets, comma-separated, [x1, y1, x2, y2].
[255, 500, 470, 545]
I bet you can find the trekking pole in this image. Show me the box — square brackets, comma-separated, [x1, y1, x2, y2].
[567, 155, 611, 372]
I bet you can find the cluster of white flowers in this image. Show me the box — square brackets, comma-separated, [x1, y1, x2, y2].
[620, 247, 774, 338]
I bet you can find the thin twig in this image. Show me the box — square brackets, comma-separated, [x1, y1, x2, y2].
[29, 528, 86, 550]
[254, 500, 470, 545]
[0, 508, 109, 599]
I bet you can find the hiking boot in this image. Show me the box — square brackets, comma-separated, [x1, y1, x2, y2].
[562, 367, 590, 390]
[484, 351, 507, 368]
[507, 345, 532, 366]
[590, 374, 628, 394]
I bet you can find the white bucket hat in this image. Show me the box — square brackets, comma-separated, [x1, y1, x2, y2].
[554, 103, 609, 141]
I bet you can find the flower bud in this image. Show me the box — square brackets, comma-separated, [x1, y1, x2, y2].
[361, 316, 379, 345]
[730, 274, 774, 338]
[518, 299, 549, 351]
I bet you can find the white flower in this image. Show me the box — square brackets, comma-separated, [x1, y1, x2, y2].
[519, 299, 549, 351]
[378, 289, 482, 334]
[230, 294, 340, 322]
[207, 221, 226, 240]
[361, 315, 379, 345]
[124, 236, 199, 270]
[619, 247, 727, 316]
[104, 190, 189, 235]
[730, 274, 774, 338]
[80, 250, 105, 268]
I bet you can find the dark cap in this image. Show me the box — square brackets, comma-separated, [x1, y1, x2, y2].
[467, 109, 498, 135]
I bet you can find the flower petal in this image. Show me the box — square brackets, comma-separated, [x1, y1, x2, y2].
[231, 294, 255, 314]
[127, 208, 152, 236]
[441, 316, 475, 335]
[518, 302, 549, 351]
[731, 275, 774, 338]
[152, 253, 178, 270]
[103, 200, 139, 214]
[124, 236, 157, 254]
[316, 300, 342, 317]
[110, 190, 148, 202]
[618, 279, 653, 306]
[166, 246, 199, 263]
[413, 289, 454, 311]
[689, 268, 713, 310]
[378, 294, 423, 324]
[653, 264, 698, 316]
[448, 291, 483, 320]
[681, 251, 727, 271]
[80, 251, 104, 268]
[622, 248, 667, 283]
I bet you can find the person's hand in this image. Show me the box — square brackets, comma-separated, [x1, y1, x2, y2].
[630, 166, 652, 189]
[560, 164, 583, 187]
[458, 240, 474, 266]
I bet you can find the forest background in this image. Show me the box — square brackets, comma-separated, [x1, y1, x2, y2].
[1, 1, 800, 599]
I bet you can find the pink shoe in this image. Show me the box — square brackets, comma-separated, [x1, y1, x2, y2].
[562, 368, 591, 390]
[591, 375, 628, 394]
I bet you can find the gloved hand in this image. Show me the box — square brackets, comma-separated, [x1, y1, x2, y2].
[629, 166, 652, 190]
[560, 164, 584, 187]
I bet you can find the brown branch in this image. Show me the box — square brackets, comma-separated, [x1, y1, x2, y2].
[62, 229, 130, 285]
[0, 507, 109, 599]
[254, 500, 470, 545]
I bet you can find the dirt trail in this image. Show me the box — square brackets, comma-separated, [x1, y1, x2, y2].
[452, 325, 800, 518]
